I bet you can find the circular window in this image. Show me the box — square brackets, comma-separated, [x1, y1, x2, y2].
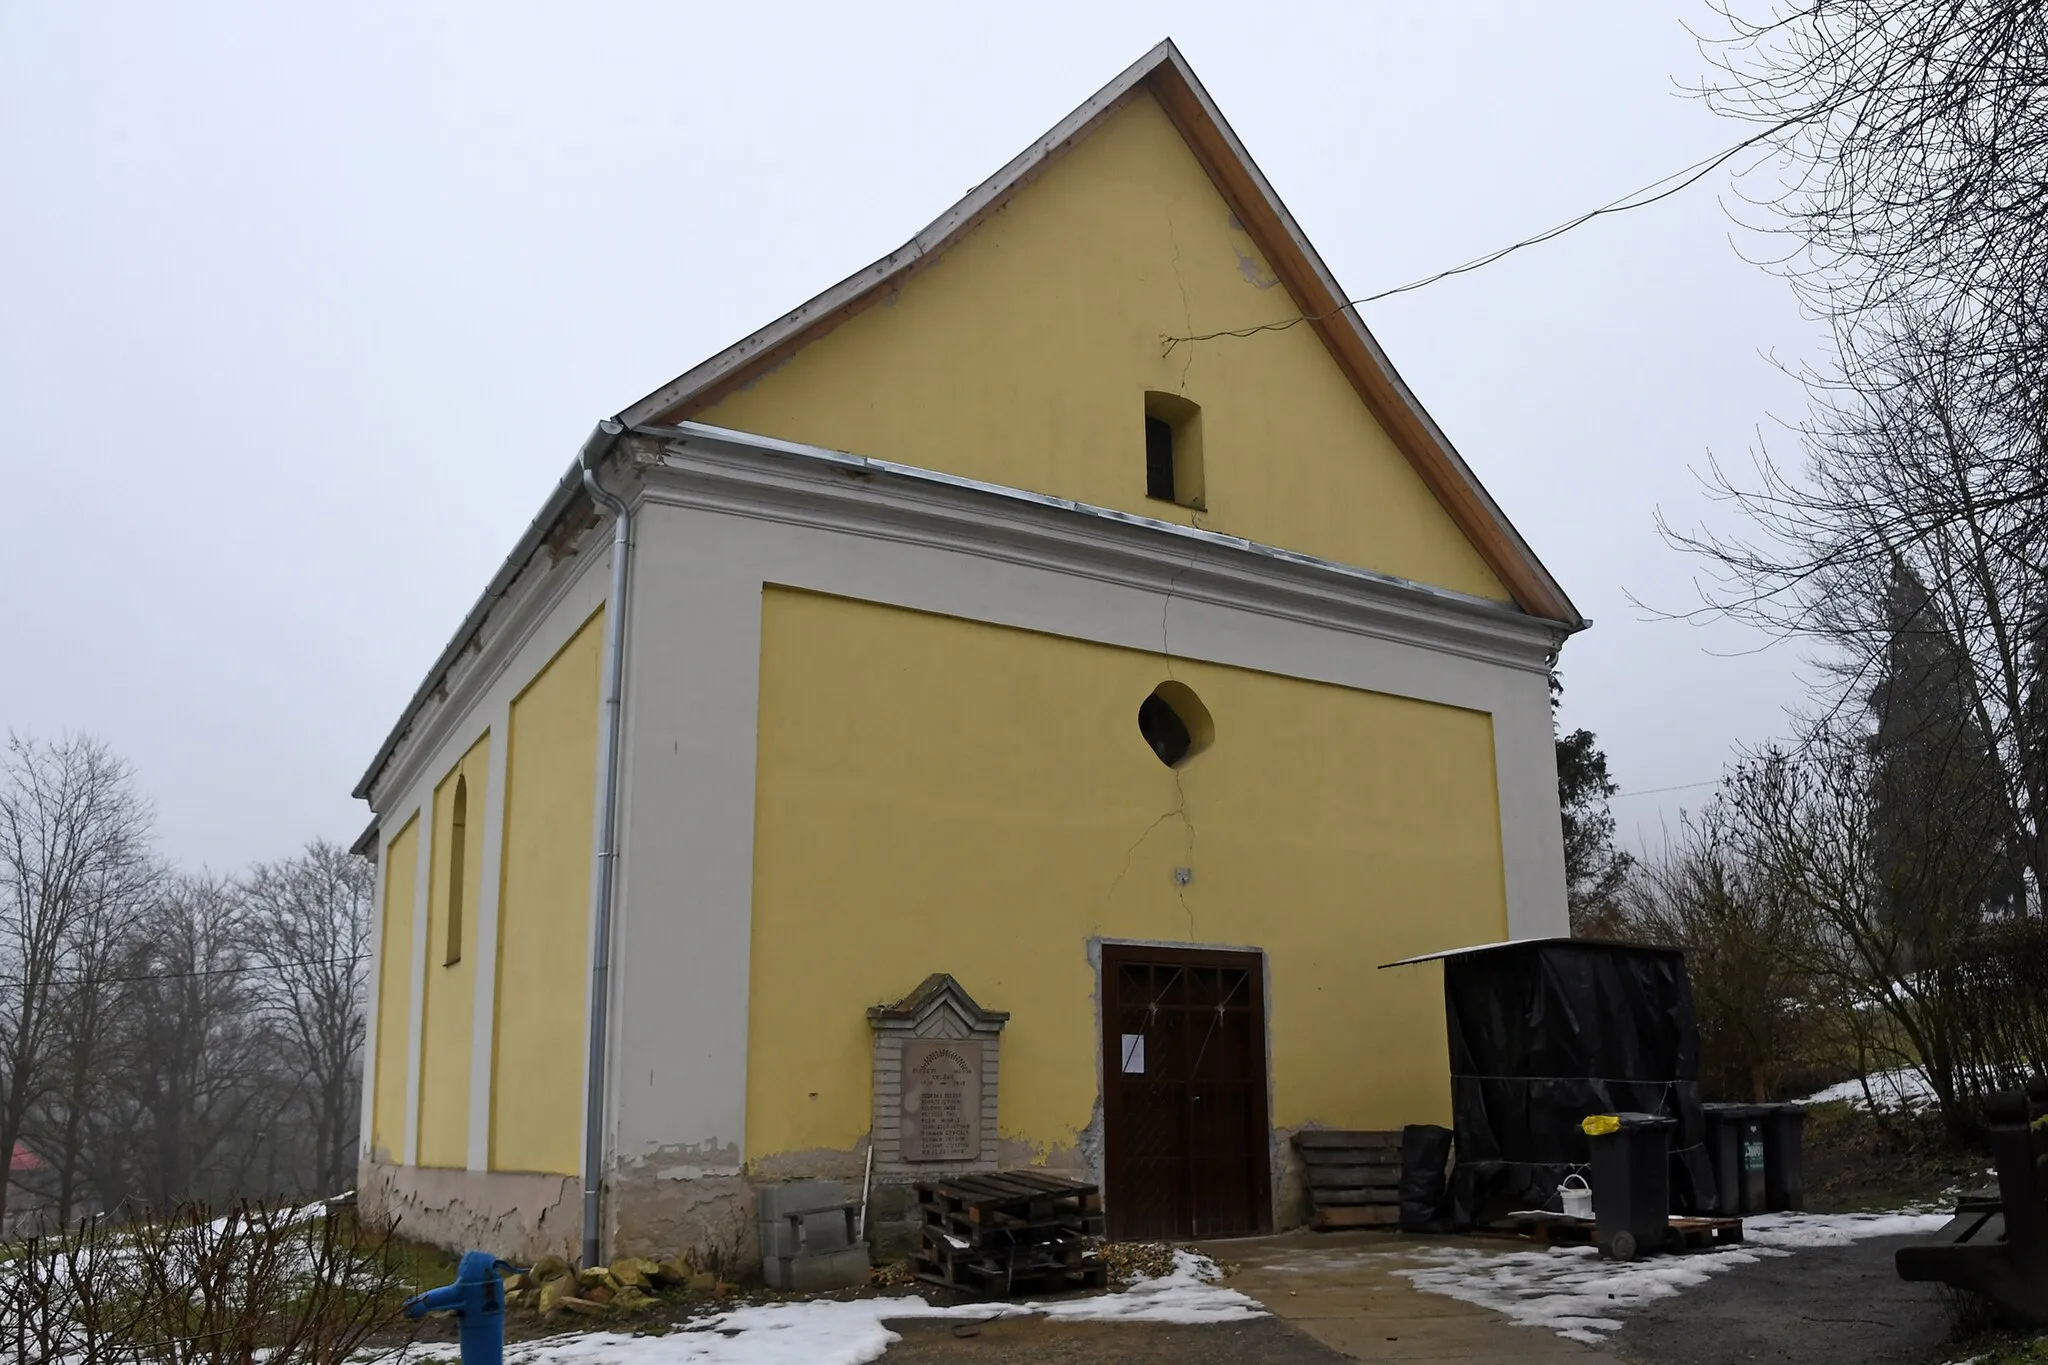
[1137, 681, 1213, 768]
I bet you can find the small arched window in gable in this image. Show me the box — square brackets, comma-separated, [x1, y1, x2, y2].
[1143, 392, 1205, 511]
[445, 775, 467, 966]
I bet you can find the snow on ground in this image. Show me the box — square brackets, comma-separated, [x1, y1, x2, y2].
[493, 1250, 1260, 1365]
[1395, 1241, 1787, 1344]
[1744, 1209, 1950, 1248]
[1391, 1210, 1954, 1345]
[1027, 1249, 1264, 1324]
[1798, 1067, 1938, 1112]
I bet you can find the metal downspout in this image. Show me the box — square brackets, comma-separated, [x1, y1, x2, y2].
[578, 418, 629, 1268]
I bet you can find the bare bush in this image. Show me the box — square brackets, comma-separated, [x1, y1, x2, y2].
[1, 1202, 413, 1364]
[1627, 802, 1829, 1101]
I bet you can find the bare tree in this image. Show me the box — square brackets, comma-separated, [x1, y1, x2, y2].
[1719, 723, 2019, 1134]
[1701, 1, 2048, 389]
[27, 855, 159, 1226]
[0, 734, 153, 1229]
[241, 840, 373, 1196]
[1664, 311, 2048, 912]
[118, 873, 268, 1208]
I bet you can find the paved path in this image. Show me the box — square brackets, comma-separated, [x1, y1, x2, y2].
[1211, 1229, 1606, 1363]
[1606, 1234, 1953, 1365]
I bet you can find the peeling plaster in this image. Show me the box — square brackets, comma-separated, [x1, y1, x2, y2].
[358, 1160, 580, 1263]
[609, 1141, 756, 1263]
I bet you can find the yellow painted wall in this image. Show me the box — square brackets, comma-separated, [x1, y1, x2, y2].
[699, 92, 1509, 603]
[745, 588, 1508, 1162]
[489, 609, 603, 1175]
[417, 733, 490, 1169]
[370, 814, 418, 1163]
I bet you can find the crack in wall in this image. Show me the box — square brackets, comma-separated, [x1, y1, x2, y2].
[1148, 543, 1204, 940]
[1165, 214, 1196, 393]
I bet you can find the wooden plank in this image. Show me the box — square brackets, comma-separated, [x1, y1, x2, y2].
[1305, 1167, 1403, 1190]
[995, 1170, 1098, 1198]
[1308, 1188, 1401, 1207]
[973, 1172, 1050, 1201]
[1299, 1147, 1403, 1168]
[1293, 1130, 1400, 1150]
[1313, 1205, 1401, 1228]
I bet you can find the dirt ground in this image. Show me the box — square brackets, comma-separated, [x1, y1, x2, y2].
[1800, 1103, 1996, 1212]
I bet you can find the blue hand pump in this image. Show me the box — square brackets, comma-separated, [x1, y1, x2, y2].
[402, 1249, 507, 1365]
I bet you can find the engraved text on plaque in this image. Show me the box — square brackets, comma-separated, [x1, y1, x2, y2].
[900, 1039, 983, 1162]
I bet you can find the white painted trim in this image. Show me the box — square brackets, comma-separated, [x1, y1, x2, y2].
[604, 535, 767, 1169]
[467, 700, 512, 1172]
[403, 808, 434, 1168]
[357, 810, 413, 1158]
[578, 543, 618, 1181]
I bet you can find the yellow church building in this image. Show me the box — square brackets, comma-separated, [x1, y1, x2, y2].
[353, 40, 1584, 1264]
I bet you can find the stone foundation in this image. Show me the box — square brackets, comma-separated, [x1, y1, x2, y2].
[362, 1124, 1324, 1267]
[358, 1161, 580, 1262]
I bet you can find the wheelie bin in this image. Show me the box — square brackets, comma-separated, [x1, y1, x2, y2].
[1582, 1112, 1675, 1260]
[1758, 1103, 1806, 1211]
[1702, 1104, 1768, 1214]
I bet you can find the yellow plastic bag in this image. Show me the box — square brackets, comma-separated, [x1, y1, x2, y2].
[1581, 1114, 1621, 1136]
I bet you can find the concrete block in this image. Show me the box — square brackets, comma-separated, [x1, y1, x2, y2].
[799, 1209, 852, 1252]
[758, 1217, 801, 1260]
[782, 1245, 871, 1293]
[757, 1180, 847, 1221]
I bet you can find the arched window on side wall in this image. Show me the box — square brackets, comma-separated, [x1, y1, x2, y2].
[445, 775, 467, 966]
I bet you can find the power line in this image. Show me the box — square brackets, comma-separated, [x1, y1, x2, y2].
[1611, 779, 1722, 800]
[1162, 115, 1799, 353]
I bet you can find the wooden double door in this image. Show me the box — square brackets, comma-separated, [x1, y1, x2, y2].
[1100, 944, 1272, 1240]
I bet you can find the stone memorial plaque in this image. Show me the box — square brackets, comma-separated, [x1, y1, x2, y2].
[900, 1039, 983, 1162]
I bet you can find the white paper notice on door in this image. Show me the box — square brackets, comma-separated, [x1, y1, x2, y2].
[1120, 1033, 1145, 1074]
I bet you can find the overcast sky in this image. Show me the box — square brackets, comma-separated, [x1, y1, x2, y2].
[1, 2, 1825, 871]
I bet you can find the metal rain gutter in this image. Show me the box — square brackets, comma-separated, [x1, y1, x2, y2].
[576, 418, 630, 1269]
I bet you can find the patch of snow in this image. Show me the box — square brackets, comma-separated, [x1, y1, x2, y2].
[498, 1250, 1261, 1365]
[1798, 1067, 1937, 1112]
[1028, 1250, 1264, 1324]
[500, 1299, 939, 1365]
[1393, 1242, 1789, 1344]
[1391, 1209, 1951, 1344]
[1743, 1210, 1951, 1247]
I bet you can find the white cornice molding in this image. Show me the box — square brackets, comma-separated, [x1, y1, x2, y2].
[640, 428, 1568, 674]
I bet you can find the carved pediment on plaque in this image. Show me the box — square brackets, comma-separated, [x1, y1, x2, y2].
[866, 973, 1009, 1041]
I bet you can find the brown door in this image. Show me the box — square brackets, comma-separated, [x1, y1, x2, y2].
[1100, 944, 1271, 1240]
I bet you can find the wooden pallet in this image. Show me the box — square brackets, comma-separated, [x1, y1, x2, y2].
[916, 1171, 1105, 1237]
[914, 1238, 1109, 1296]
[1294, 1130, 1402, 1231]
[1500, 1211, 1746, 1250]
[912, 1171, 1106, 1298]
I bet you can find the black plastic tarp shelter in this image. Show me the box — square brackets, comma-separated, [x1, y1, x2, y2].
[1382, 937, 1717, 1228]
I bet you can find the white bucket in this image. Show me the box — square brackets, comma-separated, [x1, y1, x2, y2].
[1558, 1173, 1593, 1219]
